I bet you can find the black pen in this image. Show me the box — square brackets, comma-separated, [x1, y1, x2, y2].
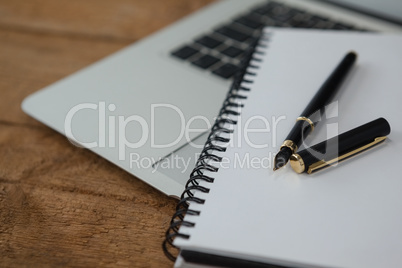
[289, 118, 391, 174]
[273, 51, 357, 171]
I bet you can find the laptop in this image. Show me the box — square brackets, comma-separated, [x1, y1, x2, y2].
[22, 0, 402, 198]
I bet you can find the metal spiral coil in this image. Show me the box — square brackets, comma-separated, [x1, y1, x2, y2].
[162, 36, 265, 262]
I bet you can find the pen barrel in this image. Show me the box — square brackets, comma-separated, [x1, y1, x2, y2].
[301, 51, 357, 121]
[285, 52, 357, 147]
[294, 118, 391, 173]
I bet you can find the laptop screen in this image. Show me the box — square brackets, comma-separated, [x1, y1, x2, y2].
[325, 0, 402, 25]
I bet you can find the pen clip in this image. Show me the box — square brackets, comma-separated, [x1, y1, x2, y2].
[307, 136, 387, 174]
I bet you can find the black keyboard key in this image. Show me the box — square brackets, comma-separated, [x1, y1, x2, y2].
[171, 45, 199, 60]
[313, 20, 336, 29]
[269, 10, 297, 23]
[292, 14, 338, 29]
[251, 2, 282, 16]
[213, 63, 239, 79]
[311, 15, 329, 22]
[288, 12, 309, 25]
[242, 13, 265, 23]
[333, 23, 355, 30]
[195, 35, 223, 49]
[264, 19, 284, 27]
[192, 54, 220, 69]
[292, 15, 322, 28]
[221, 46, 244, 58]
[234, 16, 264, 30]
[215, 26, 251, 42]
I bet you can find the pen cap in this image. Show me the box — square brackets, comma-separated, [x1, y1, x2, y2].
[291, 118, 391, 173]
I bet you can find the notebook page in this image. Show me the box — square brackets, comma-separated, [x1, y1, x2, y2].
[175, 28, 402, 268]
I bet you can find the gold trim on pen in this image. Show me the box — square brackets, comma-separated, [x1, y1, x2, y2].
[290, 154, 305, 174]
[280, 140, 298, 153]
[307, 136, 387, 174]
[297, 116, 315, 132]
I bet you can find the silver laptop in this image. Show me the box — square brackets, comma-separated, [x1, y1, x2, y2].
[22, 0, 402, 198]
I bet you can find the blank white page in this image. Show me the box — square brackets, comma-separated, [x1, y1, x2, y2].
[175, 28, 402, 268]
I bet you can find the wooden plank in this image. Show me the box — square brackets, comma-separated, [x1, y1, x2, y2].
[0, 112, 178, 267]
[0, 29, 128, 124]
[0, 0, 216, 41]
[0, 0, 217, 266]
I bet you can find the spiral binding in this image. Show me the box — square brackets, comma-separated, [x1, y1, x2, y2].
[162, 35, 268, 261]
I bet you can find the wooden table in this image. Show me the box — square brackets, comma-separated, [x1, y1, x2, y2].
[0, 0, 215, 266]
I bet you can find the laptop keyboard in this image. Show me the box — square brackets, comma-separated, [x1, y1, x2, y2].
[171, 0, 363, 80]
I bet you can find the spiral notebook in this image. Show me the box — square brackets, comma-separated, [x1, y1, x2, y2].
[164, 28, 402, 268]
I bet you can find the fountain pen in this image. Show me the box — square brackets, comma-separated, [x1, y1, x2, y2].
[273, 51, 357, 171]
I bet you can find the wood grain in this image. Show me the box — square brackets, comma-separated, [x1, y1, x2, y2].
[0, 0, 216, 267]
